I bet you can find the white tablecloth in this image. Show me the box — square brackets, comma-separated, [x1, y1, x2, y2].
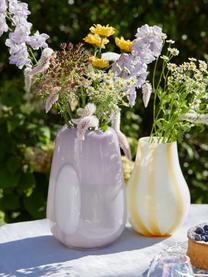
[0, 204, 207, 277]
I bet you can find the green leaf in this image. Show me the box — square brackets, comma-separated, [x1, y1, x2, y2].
[0, 169, 20, 188]
[23, 186, 46, 219]
[0, 194, 20, 211]
[18, 173, 36, 197]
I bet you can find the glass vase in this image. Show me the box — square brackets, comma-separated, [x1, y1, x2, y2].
[47, 126, 126, 248]
[127, 137, 190, 237]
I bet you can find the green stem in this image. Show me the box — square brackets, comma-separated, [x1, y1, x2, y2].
[66, 102, 73, 120]
[28, 47, 38, 64]
[149, 58, 159, 142]
[149, 52, 173, 142]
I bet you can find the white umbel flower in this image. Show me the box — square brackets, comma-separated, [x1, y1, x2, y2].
[142, 81, 152, 108]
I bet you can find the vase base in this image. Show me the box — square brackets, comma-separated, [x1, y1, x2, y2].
[138, 233, 172, 238]
[49, 220, 125, 249]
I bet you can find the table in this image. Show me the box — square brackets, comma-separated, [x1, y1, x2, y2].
[0, 204, 207, 277]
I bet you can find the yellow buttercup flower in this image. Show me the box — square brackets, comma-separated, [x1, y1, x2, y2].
[115, 37, 132, 52]
[89, 56, 109, 68]
[83, 33, 109, 48]
[90, 24, 115, 37]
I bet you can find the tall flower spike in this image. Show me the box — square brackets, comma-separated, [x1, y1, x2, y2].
[111, 110, 131, 160]
[4, 0, 50, 69]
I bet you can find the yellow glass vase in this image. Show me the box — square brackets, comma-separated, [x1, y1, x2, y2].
[127, 137, 190, 237]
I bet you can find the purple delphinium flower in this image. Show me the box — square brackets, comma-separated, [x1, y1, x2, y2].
[8, 0, 30, 17]
[9, 25, 31, 44]
[0, 14, 8, 36]
[0, 0, 8, 37]
[126, 85, 137, 107]
[111, 24, 167, 107]
[3, 0, 50, 69]
[112, 53, 149, 106]
[5, 39, 30, 69]
[112, 53, 147, 81]
[132, 24, 167, 64]
[27, 31, 49, 50]
[0, 0, 7, 12]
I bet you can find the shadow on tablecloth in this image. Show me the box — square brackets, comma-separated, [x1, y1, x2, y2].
[0, 226, 166, 277]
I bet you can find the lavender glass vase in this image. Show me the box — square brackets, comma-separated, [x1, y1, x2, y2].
[47, 126, 126, 248]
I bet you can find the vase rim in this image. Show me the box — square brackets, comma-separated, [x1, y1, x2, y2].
[64, 125, 110, 133]
[138, 136, 177, 145]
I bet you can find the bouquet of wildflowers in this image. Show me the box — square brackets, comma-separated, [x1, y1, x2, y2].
[0, 0, 168, 158]
[147, 41, 208, 143]
[31, 23, 166, 152]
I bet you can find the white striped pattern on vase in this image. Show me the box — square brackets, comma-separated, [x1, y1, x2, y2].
[126, 137, 191, 237]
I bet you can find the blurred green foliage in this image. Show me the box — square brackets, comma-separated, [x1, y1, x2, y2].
[0, 0, 208, 223]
